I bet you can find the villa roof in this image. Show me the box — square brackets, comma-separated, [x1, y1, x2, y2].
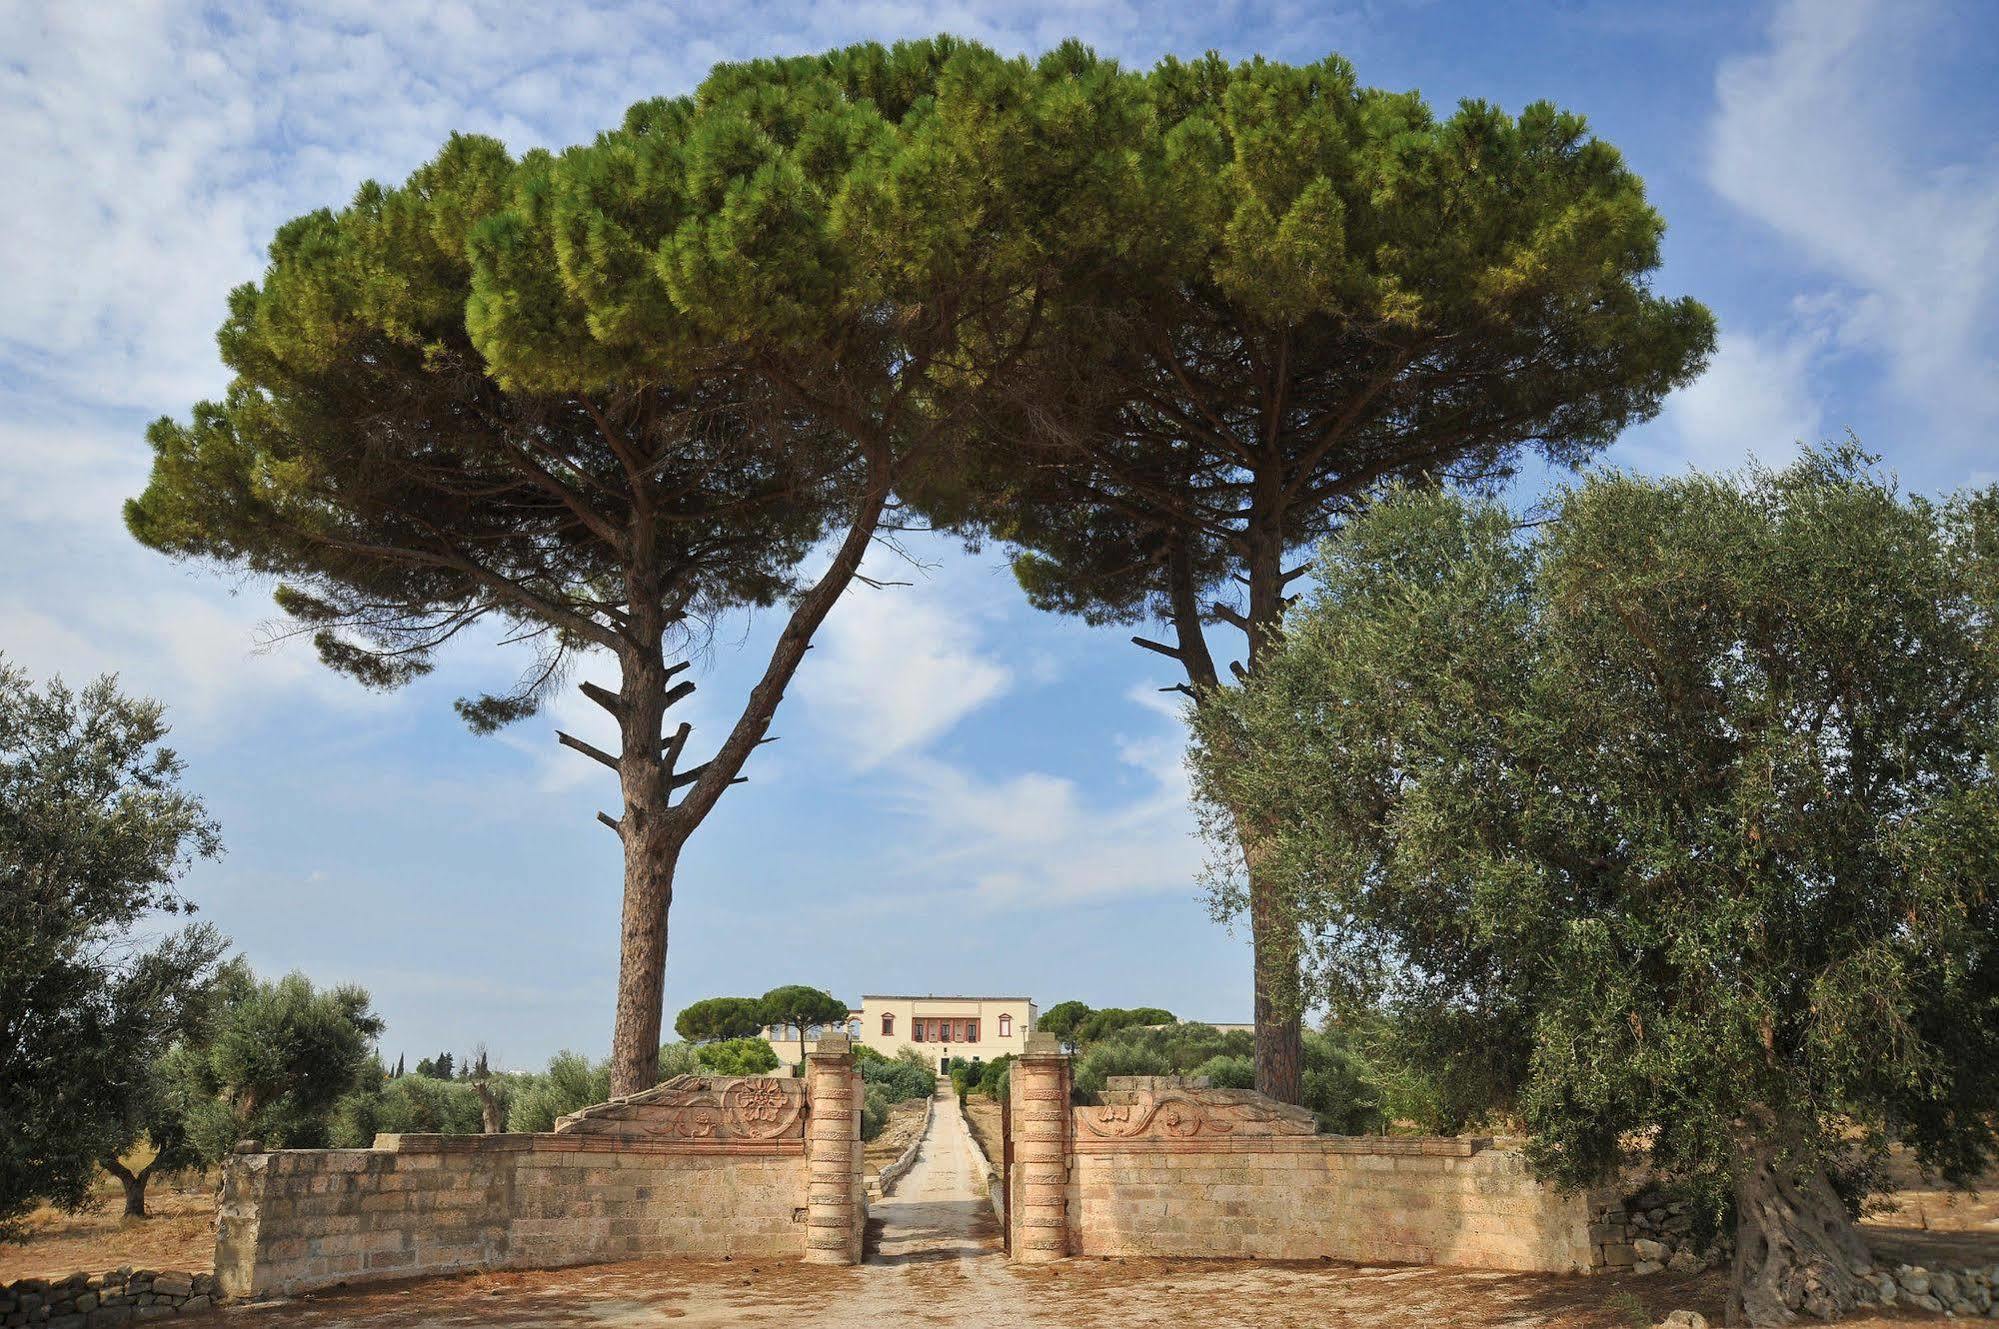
[860, 994, 1035, 1003]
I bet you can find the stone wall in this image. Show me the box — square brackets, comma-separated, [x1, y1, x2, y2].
[2, 1268, 219, 1323]
[1008, 1051, 1607, 1274]
[216, 1061, 864, 1301]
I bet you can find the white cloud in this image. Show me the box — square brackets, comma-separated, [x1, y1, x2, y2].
[880, 682, 1199, 907]
[1639, 323, 1826, 472]
[796, 560, 1013, 770]
[0, 1, 1351, 414]
[1706, 0, 1999, 445]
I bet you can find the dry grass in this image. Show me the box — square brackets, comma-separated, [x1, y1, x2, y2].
[0, 1184, 216, 1283]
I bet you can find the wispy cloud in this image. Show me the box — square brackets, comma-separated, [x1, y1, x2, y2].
[1639, 322, 1828, 472]
[880, 682, 1200, 907]
[1705, 0, 1999, 451]
[796, 555, 1013, 770]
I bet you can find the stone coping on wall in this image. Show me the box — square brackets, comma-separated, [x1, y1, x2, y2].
[1073, 1132, 1495, 1155]
[360, 1130, 805, 1156]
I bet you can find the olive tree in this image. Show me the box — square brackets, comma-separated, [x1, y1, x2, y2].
[0, 663, 226, 1237]
[1192, 453, 1999, 1323]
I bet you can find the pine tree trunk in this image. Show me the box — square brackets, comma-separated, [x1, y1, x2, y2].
[606, 640, 677, 1100]
[1728, 1122, 1875, 1326]
[1244, 837, 1304, 1104]
[1243, 523, 1304, 1105]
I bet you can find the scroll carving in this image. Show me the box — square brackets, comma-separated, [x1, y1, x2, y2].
[553, 1074, 806, 1143]
[1077, 1088, 1317, 1140]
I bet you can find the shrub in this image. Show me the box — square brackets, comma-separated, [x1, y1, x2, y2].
[1191, 1054, 1255, 1090]
[1073, 1006, 1175, 1044]
[695, 1037, 780, 1076]
[1301, 1032, 1386, 1135]
[656, 1042, 700, 1079]
[862, 1054, 936, 1105]
[1069, 1023, 1253, 1102]
[861, 1086, 890, 1142]
[1067, 1022, 1388, 1131]
[506, 1051, 610, 1132]
[373, 1074, 487, 1135]
[975, 1054, 1014, 1099]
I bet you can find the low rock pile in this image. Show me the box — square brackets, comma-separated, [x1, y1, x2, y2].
[1597, 1190, 1733, 1276]
[1858, 1262, 1999, 1317]
[1, 1268, 222, 1325]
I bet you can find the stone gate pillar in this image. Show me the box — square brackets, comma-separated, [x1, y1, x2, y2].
[1010, 1032, 1071, 1262]
[804, 1033, 862, 1264]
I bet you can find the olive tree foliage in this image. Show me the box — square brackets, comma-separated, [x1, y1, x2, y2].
[127, 39, 1122, 1098]
[170, 964, 386, 1163]
[0, 662, 227, 1238]
[933, 51, 1714, 1103]
[1190, 453, 1999, 1325]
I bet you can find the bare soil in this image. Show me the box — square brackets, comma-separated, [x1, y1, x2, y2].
[962, 1094, 1003, 1171]
[863, 1097, 928, 1182]
[1859, 1150, 1999, 1270]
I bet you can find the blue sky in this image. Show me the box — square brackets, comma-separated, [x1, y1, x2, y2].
[3, 0, 1996, 1071]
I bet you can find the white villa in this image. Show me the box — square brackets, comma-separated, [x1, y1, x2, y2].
[765, 994, 1037, 1072]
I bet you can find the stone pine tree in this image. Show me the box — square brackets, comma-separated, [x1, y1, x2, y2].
[0, 662, 228, 1238]
[1191, 456, 1999, 1324]
[129, 39, 1128, 1097]
[757, 986, 850, 1077]
[674, 996, 766, 1044]
[937, 53, 1714, 1102]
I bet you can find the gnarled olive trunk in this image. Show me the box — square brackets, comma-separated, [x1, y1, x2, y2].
[1728, 1122, 1875, 1326]
[101, 1157, 152, 1218]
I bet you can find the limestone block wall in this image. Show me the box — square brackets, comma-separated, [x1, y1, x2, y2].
[1057, 1080, 1604, 1274]
[217, 1065, 863, 1301]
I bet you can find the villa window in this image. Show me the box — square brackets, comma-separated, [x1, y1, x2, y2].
[911, 1020, 922, 1042]
[968, 1020, 979, 1042]
[882, 1013, 895, 1036]
[998, 1014, 1011, 1038]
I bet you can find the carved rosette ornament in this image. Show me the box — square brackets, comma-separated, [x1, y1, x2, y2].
[721, 1077, 796, 1139]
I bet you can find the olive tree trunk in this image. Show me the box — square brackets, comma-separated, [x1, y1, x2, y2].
[101, 1156, 153, 1218]
[1728, 1123, 1876, 1325]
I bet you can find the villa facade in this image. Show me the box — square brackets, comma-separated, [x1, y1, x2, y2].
[766, 994, 1037, 1071]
